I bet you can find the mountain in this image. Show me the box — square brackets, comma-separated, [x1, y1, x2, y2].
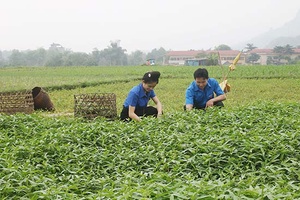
[233, 9, 300, 49]
[265, 35, 300, 48]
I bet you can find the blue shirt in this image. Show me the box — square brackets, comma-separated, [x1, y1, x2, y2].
[123, 83, 156, 108]
[185, 78, 224, 108]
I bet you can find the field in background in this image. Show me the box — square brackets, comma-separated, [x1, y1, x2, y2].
[1, 65, 299, 91]
[1, 65, 299, 114]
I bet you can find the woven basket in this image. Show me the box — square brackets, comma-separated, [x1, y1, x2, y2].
[0, 91, 34, 114]
[74, 93, 117, 119]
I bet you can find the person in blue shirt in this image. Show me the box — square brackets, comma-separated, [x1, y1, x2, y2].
[120, 71, 163, 121]
[185, 68, 226, 111]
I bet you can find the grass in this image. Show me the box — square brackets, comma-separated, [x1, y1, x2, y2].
[1, 65, 299, 91]
[2, 65, 299, 114]
[45, 77, 299, 114]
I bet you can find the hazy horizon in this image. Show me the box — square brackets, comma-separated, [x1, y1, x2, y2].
[1, 0, 300, 53]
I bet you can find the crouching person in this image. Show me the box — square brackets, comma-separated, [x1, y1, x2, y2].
[185, 68, 226, 111]
[120, 71, 163, 122]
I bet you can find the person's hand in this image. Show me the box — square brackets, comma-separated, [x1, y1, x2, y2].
[157, 113, 163, 118]
[206, 99, 214, 108]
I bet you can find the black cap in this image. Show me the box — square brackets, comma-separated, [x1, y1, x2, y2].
[142, 71, 161, 83]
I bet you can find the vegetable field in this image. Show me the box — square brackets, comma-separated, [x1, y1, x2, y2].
[1, 65, 300, 199]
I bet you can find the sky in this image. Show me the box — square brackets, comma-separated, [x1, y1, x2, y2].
[1, 0, 300, 53]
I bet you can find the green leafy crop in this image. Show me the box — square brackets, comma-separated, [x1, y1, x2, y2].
[1, 102, 299, 199]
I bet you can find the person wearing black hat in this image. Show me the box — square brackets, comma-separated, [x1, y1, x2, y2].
[120, 71, 163, 121]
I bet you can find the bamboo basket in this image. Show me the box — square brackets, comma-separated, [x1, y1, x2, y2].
[74, 93, 117, 119]
[0, 91, 34, 114]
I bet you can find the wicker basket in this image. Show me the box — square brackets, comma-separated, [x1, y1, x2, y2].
[0, 91, 34, 114]
[74, 93, 117, 119]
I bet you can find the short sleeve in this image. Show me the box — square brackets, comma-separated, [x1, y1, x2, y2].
[214, 80, 225, 96]
[150, 90, 156, 98]
[185, 87, 194, 105]
[127, 91, 139, 107]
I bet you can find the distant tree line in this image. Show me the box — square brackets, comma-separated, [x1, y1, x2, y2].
[1, 42, 299, 67]
[0, 41, 167, 67]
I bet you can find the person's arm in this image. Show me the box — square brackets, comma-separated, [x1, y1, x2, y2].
[185, 86, 194, 111]
[206, 80, 226, 107]
[128, 106, 141, 122]
[206, 94, 226, 107]
[152, 96, 163, 117]
[186, 104, 193, 111]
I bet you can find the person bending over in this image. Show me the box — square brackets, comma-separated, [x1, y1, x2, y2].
[185, 68, 226, 111]
[120, 71, 163, 121]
